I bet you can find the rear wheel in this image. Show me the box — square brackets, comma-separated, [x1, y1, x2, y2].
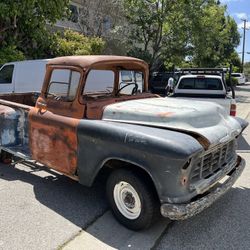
[0, 150, 12, 164]
[106, 169, 159, 230]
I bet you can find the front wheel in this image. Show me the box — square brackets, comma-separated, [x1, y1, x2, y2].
[106, 169, 159, 230]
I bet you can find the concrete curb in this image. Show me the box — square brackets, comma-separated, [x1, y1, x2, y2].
[62, 211, 170, 250]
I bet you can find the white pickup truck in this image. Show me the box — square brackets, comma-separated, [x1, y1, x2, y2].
[170, 73, 236, 116]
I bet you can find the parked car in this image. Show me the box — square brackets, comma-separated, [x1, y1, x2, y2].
[231, 73, 246, 85]
[168, 68, 237, 116]
[0, 59, 51, 93]
[0, 56, 247, 230]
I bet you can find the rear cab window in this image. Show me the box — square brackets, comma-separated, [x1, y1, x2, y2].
[0, 64, 14, 84]
[178, 77, 223, 90]
[174, 76, 226, 96]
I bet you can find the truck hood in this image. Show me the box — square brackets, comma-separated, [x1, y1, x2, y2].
[102, 97, 244, 149]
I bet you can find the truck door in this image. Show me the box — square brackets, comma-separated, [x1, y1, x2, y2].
[0, 64, 15, 93]
[29, 66, 85, 176]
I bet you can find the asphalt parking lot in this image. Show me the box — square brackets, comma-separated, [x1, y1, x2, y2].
[0, 84, 250, 250]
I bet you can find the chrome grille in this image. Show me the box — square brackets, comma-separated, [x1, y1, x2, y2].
[190, 140, 237, 182]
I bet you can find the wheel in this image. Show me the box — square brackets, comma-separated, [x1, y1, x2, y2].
[0, 150, 12, 164]
[106, 169, 159, 230]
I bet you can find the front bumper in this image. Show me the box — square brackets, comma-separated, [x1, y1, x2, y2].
[160, 156, 245, 220]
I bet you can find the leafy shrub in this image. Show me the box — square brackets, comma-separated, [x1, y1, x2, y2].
[0, 46, 25, 64]
[50, 30, 105, 57]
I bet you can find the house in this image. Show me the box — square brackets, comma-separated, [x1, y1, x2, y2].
[53, 0, 82, 32]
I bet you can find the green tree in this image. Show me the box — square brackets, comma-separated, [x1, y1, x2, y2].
[0, 0, 70, 62]
[78, 0, 129, 55]
[123, 0, 240, 71]
[124, 0, 179, 71]
[185, 1, 240, 67]
[0, 45, 25, 64]
[50, 30, 105, 57]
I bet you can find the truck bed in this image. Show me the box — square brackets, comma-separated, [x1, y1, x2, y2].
[0, 94, 33, 158]
[0, 92, 39, 106]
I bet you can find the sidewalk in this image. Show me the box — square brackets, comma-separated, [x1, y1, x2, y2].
[236, 102, 249, 119]
[235, 83, 250, 119]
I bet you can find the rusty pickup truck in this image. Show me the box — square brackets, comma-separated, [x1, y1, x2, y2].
[0, 56, 248, 230]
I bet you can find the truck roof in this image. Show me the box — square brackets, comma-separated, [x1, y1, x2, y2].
[179, 74, 222, 79]
[48, 55, 148, 71]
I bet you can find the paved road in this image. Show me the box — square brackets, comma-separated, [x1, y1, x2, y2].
[0, 164, 108, 250]
[156, 83, 250, 250]
[0, 84, 250, 250]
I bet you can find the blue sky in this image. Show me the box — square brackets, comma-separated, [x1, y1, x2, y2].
[221, 0, 250, 62]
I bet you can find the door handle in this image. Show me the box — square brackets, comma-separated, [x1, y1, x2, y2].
[37, 101, 47, 109]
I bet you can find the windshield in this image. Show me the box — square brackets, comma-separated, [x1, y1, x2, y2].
[83, 69, 144, 95]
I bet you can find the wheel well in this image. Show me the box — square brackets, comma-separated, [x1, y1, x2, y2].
[95, 159, 160, 202]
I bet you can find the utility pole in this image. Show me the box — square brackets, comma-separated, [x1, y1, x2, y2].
[241, 19, 248, 73]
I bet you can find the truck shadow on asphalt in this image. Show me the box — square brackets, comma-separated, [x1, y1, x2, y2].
[0, 160, 249, 250]
[0, 162, 108, 229]
[0, 162, 169, 249]
[156, 185, 250, 250]
[237, 134, 250, 151]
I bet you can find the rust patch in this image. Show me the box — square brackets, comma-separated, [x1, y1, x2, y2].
[29, 108, 79, 176]
[157, 112, 174, 117]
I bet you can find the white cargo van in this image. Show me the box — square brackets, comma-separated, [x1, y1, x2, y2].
[0, 59, 51, 93]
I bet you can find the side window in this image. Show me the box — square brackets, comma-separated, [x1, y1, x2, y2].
[135, 72, 144, 92]
[119, 70, 144, 95]
[121, 71, 133, 82]
[0, 65, 14, 84]
[69, 4, 79, 23]
[84, 70, 114, 94]
[47, 69, 81, 101]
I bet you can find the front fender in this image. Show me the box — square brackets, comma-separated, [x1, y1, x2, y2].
[76, 120, 203, 201]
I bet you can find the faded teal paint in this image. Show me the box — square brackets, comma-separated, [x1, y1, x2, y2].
[102, 97, 244, 148]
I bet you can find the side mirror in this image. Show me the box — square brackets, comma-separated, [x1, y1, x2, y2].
[226, 87, 231, 92]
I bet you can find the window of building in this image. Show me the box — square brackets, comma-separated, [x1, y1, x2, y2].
[103, 17, 112, 32]
[69, 4, 79, 23]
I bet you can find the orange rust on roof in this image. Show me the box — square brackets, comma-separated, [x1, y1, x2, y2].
[47, 55, 148, 71]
